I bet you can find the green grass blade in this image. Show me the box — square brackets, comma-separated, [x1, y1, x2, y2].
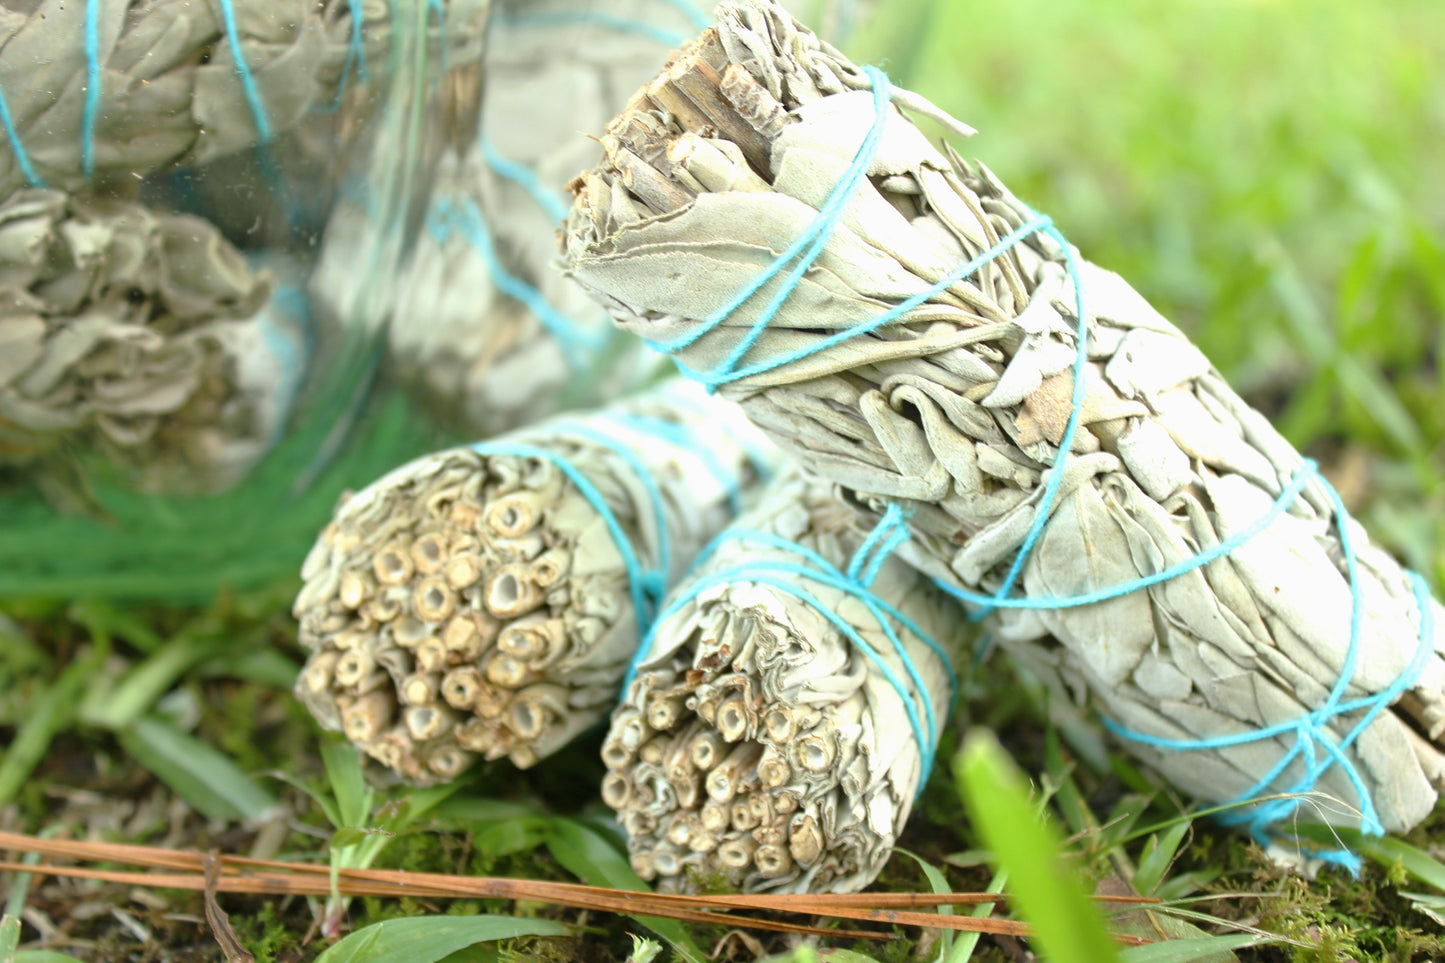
[1293, 824, 1445, 890]
[313, 914, 569, 963]
[12, 953, 91, 963]
[80, 637, 218, 730]
[321, 742, 372, 829]
[1118, 934, 1266, 963]
[1, 915, 19, 961]
[541, 818, 641, 892]
[437, 948, 499, 963]
[380, 780, 467, 831]
[955, 731, 1121, 963]
[433, 798, 553, 857]
[945, 868, 1008, 963]
[264, 767, 342, 830]
[116, 715, 279, 822]
[197, 647, 301, 688]
[894, 849, 955, 959]
[1133, 821, 1191, 897]
[542, 818, 705, 963]
[0, 654, 94, 805]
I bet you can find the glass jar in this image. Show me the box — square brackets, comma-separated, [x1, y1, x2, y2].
[0, 0, 864, 600]
[0, 0, 492, 598]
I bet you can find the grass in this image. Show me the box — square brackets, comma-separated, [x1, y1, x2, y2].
[3, 0, 1444, 960]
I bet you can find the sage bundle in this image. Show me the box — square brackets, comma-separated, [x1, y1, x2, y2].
[562, 0, 1445, 853]
[603, 471, 959, 894]
[0, 188, 306, 493]
[0, 0, 488, 197]
[293, 385, 774, 781]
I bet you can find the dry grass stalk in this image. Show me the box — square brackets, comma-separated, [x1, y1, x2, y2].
[0, 830, 1165, 942]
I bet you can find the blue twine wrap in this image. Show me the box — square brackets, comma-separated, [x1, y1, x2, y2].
[612, 412, 746, 516]
[0, 82, 43, 187]
[637, 61, 1436, 868]
[461, 0, 711, 368]
[480, 134, 571, 225]
[319, 0, 372, 112]
[621, 502, 958, 792]
[215, 0, 274, 143]
[257, 284, 314, 447]
[550, 419, 673, 605]
[472, 404, 756, 640]
[81, 0, 103, 177]
[471, 432, 667, 638]
[72, 0, 274, 179]
[426, 196, 606, 368]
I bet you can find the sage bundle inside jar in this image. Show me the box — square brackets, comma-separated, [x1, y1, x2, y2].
[0, 0, 492, 598]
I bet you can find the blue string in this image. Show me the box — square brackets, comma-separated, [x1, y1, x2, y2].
[319, 0, 372, 113]
[613, 413, 745, 516]
[476, 405, 766, 635]
[1104, 517, 1435, 873]
[0, 83, 43, 187]
[468, 0, 715, 367]
[494, 10, 692, 47]
[635, 61, 1437, 868]
[650, 66, 892, 382]
[257, 284, 313, 446]
[933, 460, 1320, 614]
[479, 134, 571, 225]
[621, 509, 956, 791]
[471, 435, 666, 636]
[846, 502, 912, 588]
[217, 0, 274, 143]
[648, 386, 778, 487]
[425, 197, 606, 368]
[973, 225, 1089, 619]
[552, 419, 673, 602]
[81, 0, 103, 177]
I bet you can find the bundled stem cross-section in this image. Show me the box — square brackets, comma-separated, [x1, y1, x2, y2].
[294, 385, 773, 781]
[562, 0, 1445, 847]
[604, 472, 961, 894]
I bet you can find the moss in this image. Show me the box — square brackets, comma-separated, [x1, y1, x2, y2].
[232, 904, 303, 963]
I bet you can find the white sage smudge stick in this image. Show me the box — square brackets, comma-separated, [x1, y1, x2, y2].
[603, 470, 960, 894]
[0, 0, 489, 197]
[562, 0, 1445, 851]
[0, 188, 307, 493]
[294, 384, 775, 781]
